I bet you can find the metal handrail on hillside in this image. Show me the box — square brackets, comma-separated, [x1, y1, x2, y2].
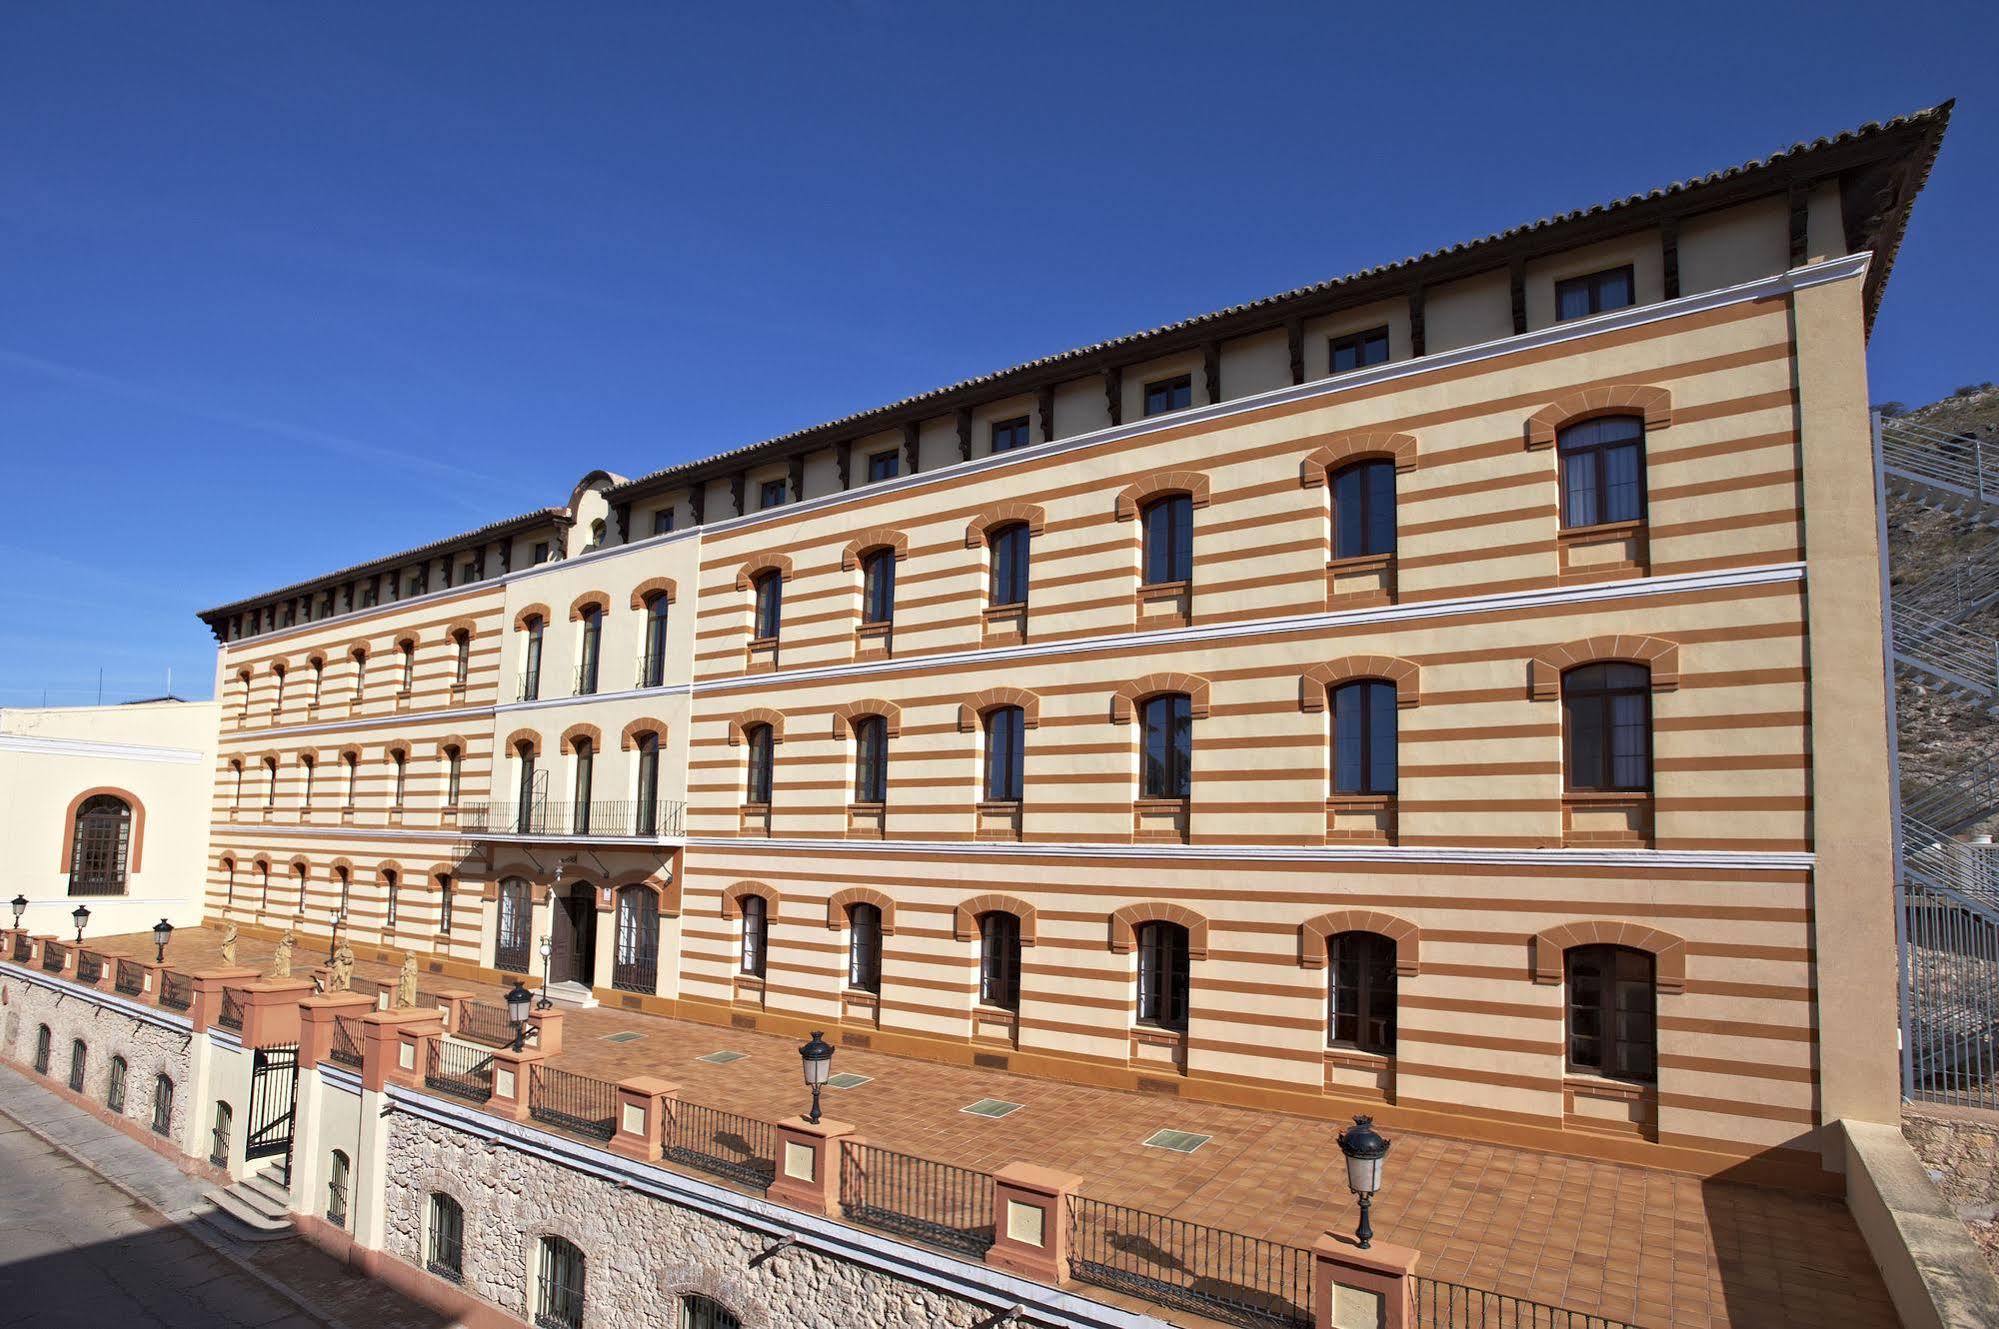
[1892, 600, 1999, 698]
[1881, 418, 1999, 512]
[1897, 542, 1999, 623]
[1903, 753, 1999, 834]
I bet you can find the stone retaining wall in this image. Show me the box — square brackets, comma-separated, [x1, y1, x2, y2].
[0, 965, 193, 1144]
[1903, 1107, 1999, 1271]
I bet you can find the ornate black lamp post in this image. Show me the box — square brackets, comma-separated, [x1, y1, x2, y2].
[536, 935, 554, 1010]
[1336, 1115, 1392, 1249]
[798, 1031, 835, 1124]
[505, 979, 538, 1051]
[10, 895, 26, 928]
[71, 903, 90, 944]
[152, 918, 174, 963]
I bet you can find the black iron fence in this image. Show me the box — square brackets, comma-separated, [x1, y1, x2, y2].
[160, 971, 192, 1012]
[115, 958, 145, 997]
[459, 798, 686, 838]
[425, 1039, 494, 1103]
[77, 951, 103, 985]
[529, 1064, 618, 1141]
[1068, 1196, 1314, 1329]
[329, 1017, 365, 1068]
[661, 1100, 776, 1191]
[1903, 879, 1999, 1109]
[839, 1143, 995, 1258]
[1411, 1277, 1642, 1329]
[458, 1001, 516, 1048]
[10, 934, 28, 962]
[218, 987, 246, 1031]
[41, 941, 66, 973]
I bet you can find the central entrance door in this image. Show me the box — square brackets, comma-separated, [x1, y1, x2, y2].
[551, 882, 597, 987]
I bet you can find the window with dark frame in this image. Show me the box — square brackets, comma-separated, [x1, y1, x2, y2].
[522, 616, 544, 700]
[759, 478, 787, 510]
[572, 739, 594, 833]
[853, 715, 888, 804]
[652, 507, 675, 536]
[391, 750, 407, 809]
[384, 869, 399, 927]
[1558, 415, 1646, 528]
[740, 893, 767, 977]
[1331, 680, 1399, 795]
[438, 874, 453, 934]
[536, 1235, 586, 1329]
[1135, 921, 1190, 1031]
[398, 640, 414, 693]
[978, 911, 1021, 1011]
[67, 795, 133, 896]
[752, 572, 782, 641]
[151, 1074, 174, 1135]
[1562, 663, 1652, 792]
[427, 1192, 465, 1281]
[678, 1294, 744, 1329]
[69, 1039, 86, 1092]
[636, 733, 661, 833]
[984, 705, 1025, 802]
[532, 541, 550, 565]
[642, 593, 670, 687]
[1329, 325, 1391, 374]
[868, 450, 900, 482]
[1328, 932, 1397, 1053]
[327, 1150, 350, 1227]
[453, 630, 470, 685]
[1331, 459, 1397, 559]
[32, 1025, 50, 1074]
[1140, 693, 1193, 799]
[860, 548, 896, 625]
[515, 746, 539, 829]
[1143, 374, 1193, 416]
[106, 1055, 128, 1113]
[578, 607, 602, 695]
[1565, 945, 1657, 1082]
[1140, 493, 1193, 584]
[496, 878, 531, 972]
[990, 416, 1031, 453]
[847, 902, 883, 993]
[445, 747, 462, 807]
[988, 522, 1030, 607]
[745, 724, 774, 804]
[1555, 265, 1635, 321]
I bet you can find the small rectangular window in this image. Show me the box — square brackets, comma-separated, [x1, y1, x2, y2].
[1143, 374, 1193, 417]
[532, 541, 550, 565]
[1329, 326, 1390, 374]
[652, 508, 675, 536]
[759, 479, 787, 509]
[1555, 265, 1636, 322]
[868, 450, 899, 482]
[990, 416, 1031, 453]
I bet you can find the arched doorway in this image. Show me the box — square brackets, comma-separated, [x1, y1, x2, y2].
[550, 882, 598, 987]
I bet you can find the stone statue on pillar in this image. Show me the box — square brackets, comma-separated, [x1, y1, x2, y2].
[219, 921, 238, 966]
[328, 938, 354, 993]
[269, 927, 294, 979]
[393, 955, 419, 1009]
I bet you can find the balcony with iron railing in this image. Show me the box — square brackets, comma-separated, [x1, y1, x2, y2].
[459, 798, 685, 840]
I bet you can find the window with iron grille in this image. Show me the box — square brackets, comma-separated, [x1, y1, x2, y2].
[211, 1102, 232, 1167]
[1136, 922, 1189, 1031]
[636, 734, 661, 834]
[572, 739, 594, 833]
[327, 1150, 350, 1227]
[106, 1056, 128, 1113]
[1329, 932, 1397, 1053]
[678, 1294, 742, 1329]
[67, 795, 133, 896]
[847, 903, 882, 994]
[1140, 494, 1193, 584]
[536, 1235, 586, 1329]
[1562, 663, 1652, 792]
[152, 1075, 174, 1136]
[496, 878, 532, 972]
[1566, 945, 1657, 1082]
[68, 1040, 87, 1092]
[979, 912, 1021, 1011]
[614, 885, 659, 994]
[427, 1192, 465, 1280]
[33, 1025, 50, 1074]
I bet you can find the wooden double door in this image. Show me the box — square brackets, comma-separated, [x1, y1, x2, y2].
[548, 882, 597, 987]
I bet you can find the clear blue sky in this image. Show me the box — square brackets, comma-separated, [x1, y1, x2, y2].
[2, 2, 1990, 705]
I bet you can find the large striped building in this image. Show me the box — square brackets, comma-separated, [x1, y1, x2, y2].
[196, 105, 1949, 1192]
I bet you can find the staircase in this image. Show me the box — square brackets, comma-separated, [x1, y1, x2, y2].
[199, 1161, 295, 1243]
[1880, 416, 1999, 525]
[1903, 753, 1999, 836]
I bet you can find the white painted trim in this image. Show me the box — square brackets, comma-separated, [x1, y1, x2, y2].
[503, 681, 692, 716]
[0, 961, 195, 1037]
[222, 703, 497, 744]
[0, 734, 207, 764]
[387, 1085, 1164, 1329]
[321, 1063, 363, 1097]
[217, 255, 1864, 654]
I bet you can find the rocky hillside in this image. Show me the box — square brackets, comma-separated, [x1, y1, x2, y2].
[1885, 384, 1999, 797]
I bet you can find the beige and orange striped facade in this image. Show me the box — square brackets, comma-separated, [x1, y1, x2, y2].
[195, 107, 1949, 1193]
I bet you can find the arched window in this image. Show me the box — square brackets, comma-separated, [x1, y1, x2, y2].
[853, 716, 888, 805]
[223, 858, 236, 908]
[391, 750, 407, 809]
[443, 745, 462, 808]
[752, 570, 782, 641]
[641, 593, 670, 688]
[398, 639, 415, 694]
[989, 522, 1030, 607]
[310, 656, 325, 708]
[230, 759, 244, 811]
[326, 1150, 351, 1228]
[293, 863, 309, 913]
[426, 1191, 465, 1280]
[334, 865, 351, 918]
[300, 753, 316, 809]
[846, 902, 882, 994]
[1558, 416, 1646, 528]
[1566, 945, 1657, 1083]
[1140, 693, 1193, 799]
[350, 647, 368, 699]
[614, 885, 659, 994]
[106, 1055, 128, 1112]
[383, 868, 400, 928]
[271, 663, 286, 714]
[452, 629, 471, 686]
[1140, 493, 1194, 585]
[571, 737, 594, 833]
[1328, 932, 1396, 1054]
[635, 733, 662, 834]
[1331, 459, 1396, 559]
[69, 1039, 87, 1092]
[516, 742, 540, 832]
[68, 794, 133, 896]
[978, 911, 1021, 1012]
[437, 873, 454, 935]
[577, 606, 603, 695]
[984, 706, 1025, 802]
[1562, 664, 1651, 792]
[679, 1294, 743, 1329]
[342, 751, 359, 808]
[745, 724, 774, 805]
[210, 1101, 232, 1167]
[33, 1024, 50, 1074]
[536, 1235, 586, 1329]
[236, 668, 252, 719]
[860, 547, 896, 625]
[264, 757, 279, 808]
[151, 1074, 174, 1136]
[1136, 922, 1190, 1031]
[521, 615, 545, 701]
[259, 860, 271, 909]
[496, 877, 532, 972]
[1331, 680, 1398, 795]
[739, 893, 768, 978]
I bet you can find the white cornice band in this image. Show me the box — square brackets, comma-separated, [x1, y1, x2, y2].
[0, 733, 207, 764]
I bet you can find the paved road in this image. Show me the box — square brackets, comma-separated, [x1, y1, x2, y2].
[0, 1110, 327, 1328]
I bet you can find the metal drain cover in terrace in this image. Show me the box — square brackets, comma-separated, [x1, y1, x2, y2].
[961, 1098, 1022, 1118]
[1143, 1129, 1211, 1153]
[825, 1072, 872, 1089]
[600, 1031, 645, 1043]
[696, 1050, 748, 1064]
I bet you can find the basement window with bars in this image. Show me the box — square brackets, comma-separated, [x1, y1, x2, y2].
[536, 1235, 586, 1329]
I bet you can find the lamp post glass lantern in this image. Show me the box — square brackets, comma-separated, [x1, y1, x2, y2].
[152, 918, 174, 963]
[1336, 1114, 1392, 1249]
[536, 935, 553, 1010]
[504, 979, 536, 1051]
[71, 904, 90, 944]
[799, 1031, 835, 1124]
[10, 895, 25, 928]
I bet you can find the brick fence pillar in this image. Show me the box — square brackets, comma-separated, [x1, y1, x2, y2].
[986, 1163, 1083, 1285]
[431, 988, 474, 1034]
[238, 977, 318, 1048]
[1312, 1234, 1419, 1329]
[358, 1010, 441, 1092]
[527, 1006, 565, 1055]
[768, 1116, 856, 1216]
[609, 1076, 678, 1162]
[486, 1045, 545, 1121]
[188, 967, 262, 1034]
[299, 992, 377, 1067]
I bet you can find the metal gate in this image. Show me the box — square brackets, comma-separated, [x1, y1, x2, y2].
[246, 1044, 299, 1161]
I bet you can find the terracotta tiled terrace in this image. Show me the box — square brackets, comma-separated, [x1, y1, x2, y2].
[83, 926, 1894, 1329]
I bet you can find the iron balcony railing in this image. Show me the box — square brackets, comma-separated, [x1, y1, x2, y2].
[612, 951, 657, 995]
[1068, 1196, 1314, 1329]
[66, 873, 127, 898]
[529, 1064, 618, 1141]
[218, 987, 246, 1031]
[573, 663, 600, 697]
[160, 971, 192, 1012]
[114, 958, 145, 998]
[516, 669, 542, 702]
[425, 1039, 495, 1103]
[1411, 1277, 1641, 1328]
[661, 1100, 777, 1191]
[459, 799, 685, 839]
[635, 651, 668, 689]
[1881, 417, 1999, 519]
[839, 1143, 994, 1259]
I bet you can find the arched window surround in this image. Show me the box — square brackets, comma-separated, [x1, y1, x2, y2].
[1531, 920, 1686, 994]
[1108, 902, 1209, 960]
[60, 787, 144, 890]
[1528, 636, 1680, 700]
[1524, 384, 1673, 451]
[1300, 910, 1420, 975]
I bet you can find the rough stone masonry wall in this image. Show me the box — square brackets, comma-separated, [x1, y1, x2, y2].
[1903, 1108, 1999, 1272]
[0, 968, 193, 1143]
[385, 1113, 1003, 1329]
